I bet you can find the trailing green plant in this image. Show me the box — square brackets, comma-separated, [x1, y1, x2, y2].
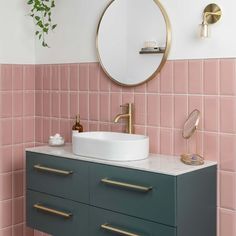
[27, 0, 57, 47]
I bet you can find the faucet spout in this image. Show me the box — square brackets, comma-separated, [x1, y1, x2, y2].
[113, 103, 133, 134]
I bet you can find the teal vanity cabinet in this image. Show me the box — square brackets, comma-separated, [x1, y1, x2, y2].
[26, 147, 216, 236]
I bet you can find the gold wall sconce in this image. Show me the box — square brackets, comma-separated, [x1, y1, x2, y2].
[200, 3, 222, 38]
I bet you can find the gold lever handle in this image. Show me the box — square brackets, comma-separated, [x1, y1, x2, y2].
[33, 203, 72, 219]
[33, 164, 73, 176]
[101, 178, 152, 192]
[101, 223, 140, 236]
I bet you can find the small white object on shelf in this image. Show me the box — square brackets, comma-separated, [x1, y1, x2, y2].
[48, 133, 65, 146]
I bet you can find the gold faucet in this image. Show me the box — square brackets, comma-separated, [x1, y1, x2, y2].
[114, 103, 133, 134]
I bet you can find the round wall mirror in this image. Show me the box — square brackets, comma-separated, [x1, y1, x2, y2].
[96, 0, 171, 86]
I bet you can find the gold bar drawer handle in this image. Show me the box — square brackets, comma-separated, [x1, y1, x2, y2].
[101, 178, 152, 192]
[33, 203, 72, 219]
[101, 223, 140, 236]
[33, 164, 73, 176]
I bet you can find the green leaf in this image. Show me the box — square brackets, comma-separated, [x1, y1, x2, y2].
[35, 31, 40, 35]
[27, 0, 34, 5]
[52, 24, 57, 30]
[35, 16, 40, 21]
[39, 34, 42, 40]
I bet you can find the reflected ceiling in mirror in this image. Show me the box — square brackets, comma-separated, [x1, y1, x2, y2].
[96, 0, 171, 86]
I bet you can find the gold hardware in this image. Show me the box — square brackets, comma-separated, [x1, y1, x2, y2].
[33, 203, 72, 219]
[101, 178, 152, 192]
[203, 4, 222, 24]
[101, 223, 140, 236]
[114, 103, 133, 134]
[96, 0, 171, 87]
[33, 164, 73, 176]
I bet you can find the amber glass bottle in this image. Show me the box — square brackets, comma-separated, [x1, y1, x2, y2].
[72, 115, 83, 132]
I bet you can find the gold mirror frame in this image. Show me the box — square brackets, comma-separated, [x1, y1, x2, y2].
[96, 0, 172, 87]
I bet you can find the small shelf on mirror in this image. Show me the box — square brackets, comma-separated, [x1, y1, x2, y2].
[139, 47, 165, 54]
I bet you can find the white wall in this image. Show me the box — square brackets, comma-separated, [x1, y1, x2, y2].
[0, 0, 35, 64]
[35, 0, 236, 64]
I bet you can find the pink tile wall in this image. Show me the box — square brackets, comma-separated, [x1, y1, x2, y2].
[1, 59, 236, 236]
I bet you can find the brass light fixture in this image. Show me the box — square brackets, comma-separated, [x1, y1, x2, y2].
[200, 3, 222, 38]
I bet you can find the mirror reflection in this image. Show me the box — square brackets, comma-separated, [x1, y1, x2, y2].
[97, 0, 171, 86]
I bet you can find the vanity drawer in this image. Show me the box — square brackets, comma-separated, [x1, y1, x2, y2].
[26, 190, 89, 236]
[90, 163, 177, 226]
[26, 152, 89, 203]
[90, 206, 176, 236]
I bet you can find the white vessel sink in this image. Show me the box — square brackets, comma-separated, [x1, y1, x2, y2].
[72, 131, 149, 161]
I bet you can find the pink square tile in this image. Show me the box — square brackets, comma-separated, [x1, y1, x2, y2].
[23, 65, 35, 90]
[174, 95, 188, 129]
[160, 128, 173, 155]
[122, 93, 134, 105]
[99, 123, 111, 132]
[100, 93, 110, 122]
[220, 171, 236, 210]
[147, 94, 160, 126]
[13, 224, 23, 236]
[174, 60, 188, 94]
[89, 63, 100, 91]
[147, 127, 159, 154]
[13, 118, 23, 144]
[160, 95, 173, 128]
[147, 74, 160, 93]
[12, 65, 23, 90]
[42, 118, 51, 143]
[24, 92, 35, 117]
[204, 132, 219, 162]
[24, 226, 34, 236]
[89, 93, 99, 121]
[188, 96, 203, 130]
[111, 82, 122, 92]
[43, 92, 51, 117]
[51, 64, 60, 90]
[60, 119, 70, 142]
[70, 64, 79, 91]
[0, 146, 12, 173]
[0, 226, 12, 236]
[220, 59, 236, 95]
[134, 83, 146, 93]
[79, 64, 89, 91]
[70, 92, 79, 118]
[0, 200, 12, 228]
[89, 122, 99, 131]
[0, 92, 12, 118]
[35, 65, 43, 90]
[160, 61, 173, 93]
[220, 134, 236, 171]
[174, 130, 187, 156]
[204, 96, 219, 132]
[188, 60, 203, 94]
[0, 64, 12, 91]
[23, 118, 35, 143]
[13, 171, 23, 198]
[134, 94, 146, 125]
[0, 173, 12, 200]
[60, 92, 69, 118]
[220, 209, 236, 236]
[110, 93, 122, 122]
[134, 126, 146, 135]
[42, 65, 51, 90]
[99, 68, 110, 92]
[51, 92, 60, 118]
[12, 145, 24, 171]
[12, 92, 23, 117]
[60, 65, 69, 91]
[122, 86, 134, 94]
[220, 97, 236, 133]
[204, 59, 219, 95]
[35, 91, 42, 116]
[13, 197, 24, 224]
[35, 117, 43, 143]
[111, 123, 125, 133]
[79, 92, 89, 120]
[51, 119, 60, 135]
[0, 119, 12, 146]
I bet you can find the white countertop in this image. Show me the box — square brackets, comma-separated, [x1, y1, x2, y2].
[26, 144, 217, 176]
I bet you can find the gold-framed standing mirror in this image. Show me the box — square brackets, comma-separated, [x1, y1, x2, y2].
[96, 0, 171, 87]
